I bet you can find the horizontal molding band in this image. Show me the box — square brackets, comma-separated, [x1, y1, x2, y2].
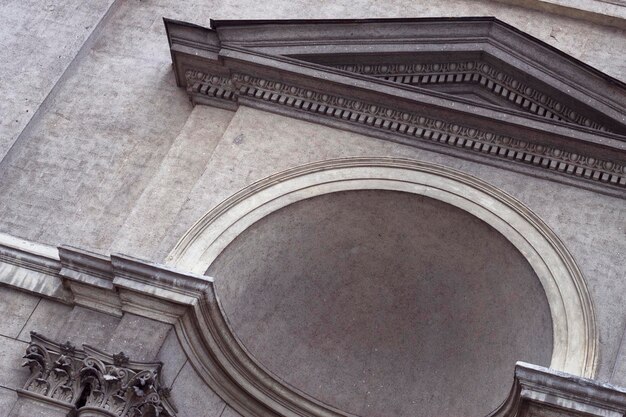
[166, 17, 626, 197]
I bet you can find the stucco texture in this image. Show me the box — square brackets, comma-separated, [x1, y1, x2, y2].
[208, 190, 553, 417]
[159, 106, 625, 388]
[0, 0, 625, 415]
[0, 0, 625, 254]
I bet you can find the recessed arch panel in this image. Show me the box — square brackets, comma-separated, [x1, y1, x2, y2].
[167, 157, 597, 415]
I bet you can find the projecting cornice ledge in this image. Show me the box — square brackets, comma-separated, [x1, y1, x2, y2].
[165, 17, 626, 198]
[0, 230, 624, 416]
[0, 237, 626, 417]
[490, 363, 626, 417]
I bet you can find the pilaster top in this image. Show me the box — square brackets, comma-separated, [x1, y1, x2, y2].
[21, 332, 176, 417]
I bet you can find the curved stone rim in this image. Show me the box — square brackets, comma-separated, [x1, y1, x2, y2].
[167, 156, 597, 415]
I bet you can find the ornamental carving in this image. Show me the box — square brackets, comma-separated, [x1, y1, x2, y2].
[166, 18, 626, 196]
[230, 72, 625, 186]
[332, 60, 607, 131]
[22, 332, 175, 417]
[181, 67, 626, 189]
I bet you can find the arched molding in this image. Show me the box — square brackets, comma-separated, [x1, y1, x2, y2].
[167, 157, 597, 383]
[0, 157, 601, 416]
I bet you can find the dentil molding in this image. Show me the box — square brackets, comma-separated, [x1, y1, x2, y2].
[165, 17, 626, 197]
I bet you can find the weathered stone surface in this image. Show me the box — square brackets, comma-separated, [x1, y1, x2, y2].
[0, 0, 192, 251]
[161, 107, 626, 385]
[7, 396, 72, 417]
[0, 387, 17, 417]
[0, 235, 69, 302]
[16, 300, 72, 343]
[208, 189, 553, 417]
[0, 287, 39, 339]
[156, 328, 188, 388]
[56, 306, 120, 348]
[493, 0, 626, 28]
[110, 105, 235, 260]
[0, 0, 115, 161]
[611, 324, 626, 386]
[0, 0, 625, 257]
[0, 1, 625, 416]
[106, 314, 171, 362]
[220, 406, 243, 417]
[170, 362, 225, 417]
[0, 336, 29, 390]
[17, 301, 120, 347]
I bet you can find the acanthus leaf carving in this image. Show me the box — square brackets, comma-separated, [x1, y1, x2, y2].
[22, 332, 176, 417]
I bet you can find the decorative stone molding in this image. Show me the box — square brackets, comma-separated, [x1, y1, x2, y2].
[21, 332, 175, 417]
[165, 17, 626, 197]
[232, 72, 625, 186]
[332, 60, 608, 131]
[184, 70, 238, 109]
[58, 246, 122, 317]
[166, 157, 598, 380]
[489, 362, 626, 417]
[0, 232, 70, 302]
[0, 214, 621, 416]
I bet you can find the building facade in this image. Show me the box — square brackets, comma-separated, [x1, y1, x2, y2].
[0, 1, 625, 416]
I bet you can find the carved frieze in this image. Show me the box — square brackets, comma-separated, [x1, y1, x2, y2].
[186, 69, 626, 188]
[21, 332, 175, 417]
[165, 18, 626, 196]
[184, 70, 237, 107]
[333, 60, 608, 131]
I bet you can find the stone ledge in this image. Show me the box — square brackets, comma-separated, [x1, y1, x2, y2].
[165, 17, 626, 198]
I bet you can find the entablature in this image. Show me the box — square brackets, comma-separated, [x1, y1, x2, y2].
[165, 17, 626, 197]
[0, 227, 624, 417]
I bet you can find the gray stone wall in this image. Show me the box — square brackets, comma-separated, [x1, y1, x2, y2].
[163, 106, 626, 386]
[0, 0, 115, 161]
[0, 0, 624, 256]
[0, 286, 231, 417]
[0, 1, 625, 416]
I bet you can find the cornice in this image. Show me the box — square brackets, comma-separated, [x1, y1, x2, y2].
[0, 221, 620, 416]
[489, 362, 626, 417]
[0, 213, 620, 416]
[332, 59, 608, 131]
[165, 17, 626, 197]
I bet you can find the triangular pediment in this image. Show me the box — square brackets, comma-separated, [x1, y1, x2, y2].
[297, 53, 614, 132]
[165, 17, 626, 195]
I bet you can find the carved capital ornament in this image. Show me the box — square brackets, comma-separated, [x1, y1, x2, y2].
[21, 332, 175, 417]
